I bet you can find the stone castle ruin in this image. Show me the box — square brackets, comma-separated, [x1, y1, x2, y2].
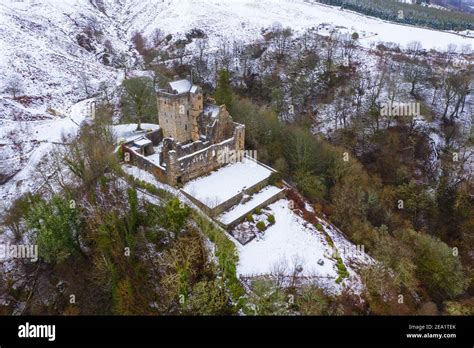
[123, 77, 245, 186]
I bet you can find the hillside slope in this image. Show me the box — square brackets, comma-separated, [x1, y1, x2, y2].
[0, 0, 472, 209]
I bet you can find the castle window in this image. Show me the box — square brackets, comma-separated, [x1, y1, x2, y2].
[185, 124, 188, 131]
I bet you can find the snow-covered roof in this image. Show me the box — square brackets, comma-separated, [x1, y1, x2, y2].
[204, 104, 220, 118]
[169, 79, 192, 94]
[111, 123, 160, 144]
[167, 79, 201, 95]
[134, 137, 152, 147]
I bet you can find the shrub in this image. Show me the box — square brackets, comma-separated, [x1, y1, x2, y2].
[256, 221, 266, 231]
[26, 194, 82, 264]
[244, 278, 289, 315]
[246, 214, 254, 223]
[335, 257, 349, 284]
[160, 198, 190, 236]
[188, 280, 232, 315]
[295, 171, 327, 202]
[315, 223, 323, 231]
[268, 171, 282, 186]
[267, 214, 275, 225]
[254, 208, 262, 215]
[401, 229, 468, 301]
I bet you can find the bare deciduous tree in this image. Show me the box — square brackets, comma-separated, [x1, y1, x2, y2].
[5, 73, 23, 99]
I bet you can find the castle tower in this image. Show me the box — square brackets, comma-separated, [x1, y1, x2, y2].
[157, 78, 203, 143]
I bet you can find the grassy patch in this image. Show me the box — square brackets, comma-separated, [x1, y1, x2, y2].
[246, 213, 254, 223]
[256, 221, 266, 231]
[267, 214, 275, 225]
[317, 224, 349, 284]
[335, 257, 350, 284]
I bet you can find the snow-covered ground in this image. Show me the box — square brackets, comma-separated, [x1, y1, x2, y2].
[125, 0, 473, 51]
[182, 159, 272, 208]
[0, 98, 95, 212]
[235, 199, 338, 277]
[0, 0, 129, 210]
[0, 0, 127, 118]
[123, 164, 373, 294]
[1, 0, 471, 211]
[234, 198, 373, 294]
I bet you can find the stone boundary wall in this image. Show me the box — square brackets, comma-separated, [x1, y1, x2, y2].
[219, 188, 286, 229]
[179, 190, 214, 216]
[122, 146, 168, 183]
[180, 167, 273, 218]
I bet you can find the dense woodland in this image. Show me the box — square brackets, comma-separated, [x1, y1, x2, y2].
[1, 19, 473, 315]
[315, 0, 474, 31]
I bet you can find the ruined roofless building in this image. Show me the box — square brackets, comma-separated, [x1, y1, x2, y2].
[135, 77, 247, 185]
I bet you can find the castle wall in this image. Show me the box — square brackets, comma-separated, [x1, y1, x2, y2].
[128, 79, 246, 189]
[122, 145, 168, 184]
[190, 91, 203, 141]
[162, 122, 246, 186]
[145, 128, 164, 144]
[178, 138, 234, 184]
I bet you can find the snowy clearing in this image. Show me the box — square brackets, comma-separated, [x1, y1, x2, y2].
[234, 198, 371, 294]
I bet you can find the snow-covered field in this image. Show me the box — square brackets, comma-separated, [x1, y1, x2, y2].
[235, 199, 338, 277]
[0, 0, 126, 118]
[0, 0, 127, 210]
[126, 0, 473, 51]
[234, 198, 373, 294]
[112, 123, 161, 143]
